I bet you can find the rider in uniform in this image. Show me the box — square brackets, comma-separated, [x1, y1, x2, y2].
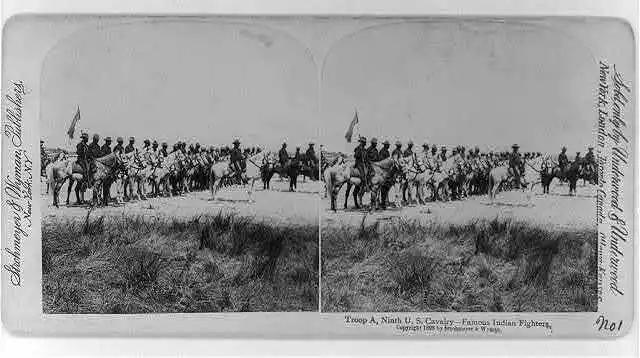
[391, 141, 403, 158]
[125, 137, 135, 154]
[113, 137, 124, 154]
[558, 147, 569, 171]
[354, 136, 369, 189]
[230, 139, 244, 182]
[88, 134, 102, 160]
[439, 146, 448, 163]
[293, 146, 302, 165]
[367, 137, 379, 163]
[278, 142, 289, 168]
[508, 144, 523, 188]
[305, 143, 317, 167]
[101, 137, 113, 156]
[378, 140, 391, 160]
[403, 140, 414, 157]
[584, 147, 595, 166]
[160, 142, 169, 157]
[76, 133, 90, 186]
[574, 152, 582, 166]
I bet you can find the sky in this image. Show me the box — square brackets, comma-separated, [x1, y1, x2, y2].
[40, 19, 598, 153]
[319, 21, 598, 153]
[40, 20, 318, 150]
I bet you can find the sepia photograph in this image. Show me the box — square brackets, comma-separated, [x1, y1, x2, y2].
[39, 18, 320, 313]
[320, 19, 602, 313]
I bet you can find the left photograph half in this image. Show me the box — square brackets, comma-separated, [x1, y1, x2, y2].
[38, 18, 320, 313]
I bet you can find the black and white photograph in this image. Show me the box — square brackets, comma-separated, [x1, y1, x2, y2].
[1, 8, 635, 342]
[39, 19, 320, 313]
[320, 19, 607, 313]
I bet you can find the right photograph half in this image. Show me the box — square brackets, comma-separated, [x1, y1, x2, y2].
[319, 19, 609, 313]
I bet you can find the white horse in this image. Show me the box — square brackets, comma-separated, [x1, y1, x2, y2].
[209, 152, 266, 203]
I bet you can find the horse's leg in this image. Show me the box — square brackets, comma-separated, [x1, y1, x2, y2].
[344, 182, 352, 209]
[247, 178, 256, 203]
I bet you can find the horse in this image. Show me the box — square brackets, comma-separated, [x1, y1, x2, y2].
[541, 160, 582, 196]
[325, 156, 399, 211]
[487, 159, 528, 201]
[47, 156, 84, 207]
[89, 152, 124, 206]
[209, 152, 265, 202]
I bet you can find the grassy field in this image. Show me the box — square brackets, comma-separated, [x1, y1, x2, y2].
[43, 212, 318, 313]
[322, 216, 597, 312]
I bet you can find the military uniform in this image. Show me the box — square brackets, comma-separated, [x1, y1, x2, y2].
[391, 141, 403, 158]
[88, 135, 102, 160]
[366, 138, 379, 163]
[113, 137, 124, 154]
[378, 141, 391, 160]
[278, 144, 289, 166]
[574, 152, 582, 165]
[584, 148, 595, 165]
[508, 145, 523, 187]
[160, 143, 168, 157]
[125, 137, 135, 154]
[230, 140, 244, 179]
[558, 148, 569, 170]
[305, 144, 317, 166]
[439, 148, 447, 163]
[354, 137, 368, 186]
[101, 137, 113, 156]
[76, 135, 89, 168]
[293, 148, 302, 164]
[403, 142, 414, 157]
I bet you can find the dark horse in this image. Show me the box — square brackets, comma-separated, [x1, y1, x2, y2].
[541, 160, 582, 195]
[262, 159, 318, 192]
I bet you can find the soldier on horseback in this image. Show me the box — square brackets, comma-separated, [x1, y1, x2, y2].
[367, 137, 379, 163]
[76, 133, 93, 187]
[354, 136, 369, 189]
[125, 137, 135, 154]
[113, 137, 124, 154]
[88, 134, 101, 159]
[391, 141, 403, 158]
[101, 137, 113, 156]
[574, 152, 582, 165]
[508, 144, 523, 188]
[230, 138, 245, 182]
[378, 140, 391, 160]
[278, 142, 289, 168]
[160, 142, 168, 157]
[305, 142, 317, 168]
[439, 146, 447, 163]
[403, 140, 414, 157]
[558, 146, 568, 171]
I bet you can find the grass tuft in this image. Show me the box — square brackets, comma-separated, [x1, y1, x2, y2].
[322, 217, 596, 312]
[43, 212, 318, 313]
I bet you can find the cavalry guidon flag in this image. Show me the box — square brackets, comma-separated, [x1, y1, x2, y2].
[344, 109, 359, 143]
[66, 106, 81, 139]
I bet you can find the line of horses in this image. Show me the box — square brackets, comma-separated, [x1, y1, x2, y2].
[44, 149, 320, 208]
[323, 152, 597, 212]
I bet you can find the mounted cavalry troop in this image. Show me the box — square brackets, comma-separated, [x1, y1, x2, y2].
[323, 137, 598, 212]
[42, 133, 320, 208]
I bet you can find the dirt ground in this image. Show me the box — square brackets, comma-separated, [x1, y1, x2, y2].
[41, 177, 322, 226]
[322, 181, 596, 231]
[42, 177, 595, 232]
